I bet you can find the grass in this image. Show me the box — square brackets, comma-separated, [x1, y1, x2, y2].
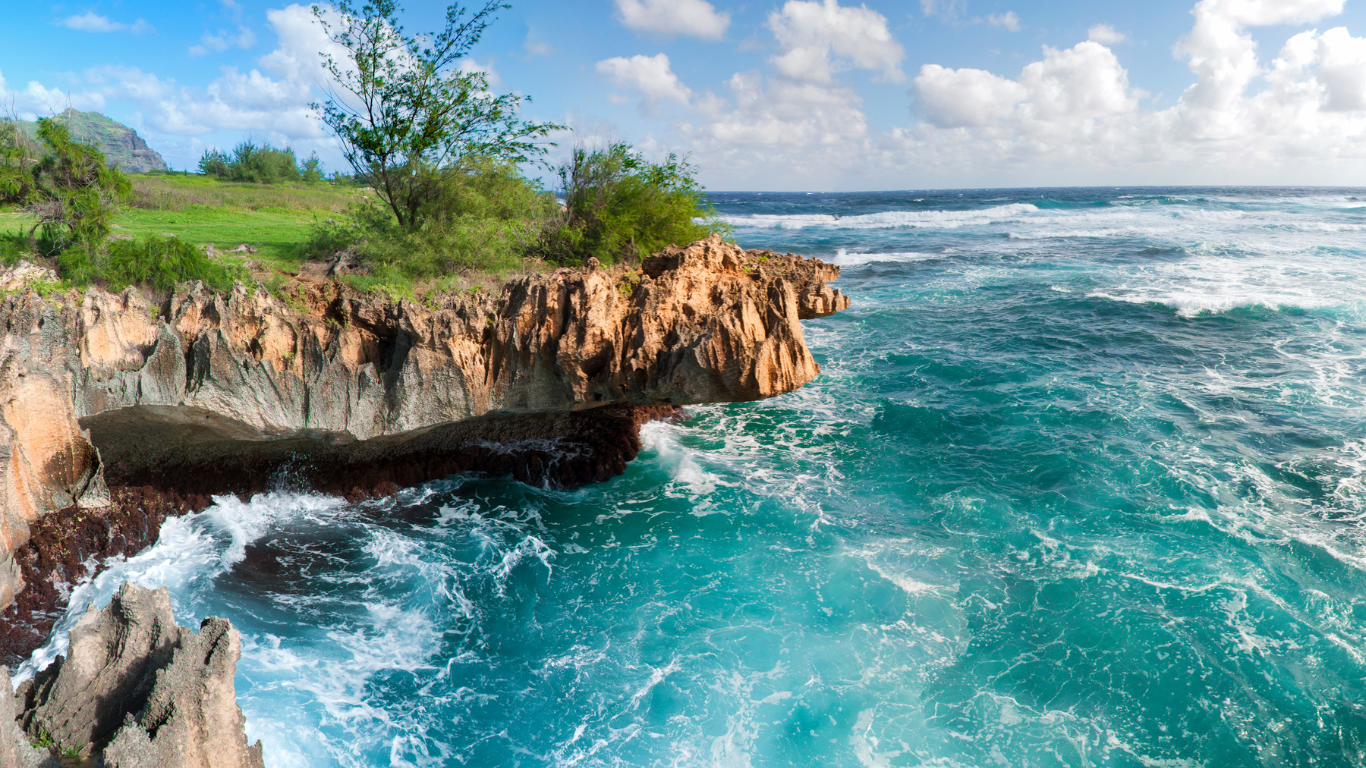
[0, 172, 549, 300]
[2, 172, 365, 275]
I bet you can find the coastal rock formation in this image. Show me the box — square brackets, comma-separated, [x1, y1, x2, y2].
[0, 669, 57, 767]
[13, 582, 263, 767]
[0, 235, 847, 661]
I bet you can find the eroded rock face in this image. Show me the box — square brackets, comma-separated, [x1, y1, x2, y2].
[0, 235, 847, 629]
[13, 582, 263, 767]
[0, 668, 57, 767]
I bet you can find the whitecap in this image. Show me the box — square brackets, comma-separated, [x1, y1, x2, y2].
[722, 203, 1039, 231]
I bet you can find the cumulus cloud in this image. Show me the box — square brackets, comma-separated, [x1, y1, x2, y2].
[912, 65, 1025, 127]
[190, 26, 258, 56]
[886, 0, 1366, 185]
[912, 41, 1139, 127]
[987, 12, 1021, 32]
[597, 54, 693, 114]
[1087, 24, 1125, 44]
[0, 69, 105, 119]
[59, 12, 152, 34]
[769, 0, 905, 83]
[613, 0, 730, 40]
[698, 72, 867, 147]
[30, 4, 341, 140]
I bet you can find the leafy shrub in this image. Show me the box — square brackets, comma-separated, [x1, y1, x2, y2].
[198, 141, 319, 184]
[303, 160, 556, 283]
[0, 119, 37, 205]
[538, 143, 725, 266]
[60, 235, 246, 292]
[301, 152, 325, 183]
[0, 233, 31, 266]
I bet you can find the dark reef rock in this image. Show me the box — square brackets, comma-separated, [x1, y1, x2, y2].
[0, 486, 210, 668]
[14, 582, 263, 767]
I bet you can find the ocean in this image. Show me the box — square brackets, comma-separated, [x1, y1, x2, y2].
[18, 188, 1366, 767]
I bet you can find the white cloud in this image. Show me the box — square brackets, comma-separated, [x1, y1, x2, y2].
[256, 4, 351, 89]
[769, 0, 905, 83]
[0, 69, 106, 119]
[1019, 42, 1141, 120]
[885, 0, 1366, 186]
[59, 12, 152, 34]
[912, 65, 1025, 127]
[987, 12, 1021, 32]
[190, 26, 258, 56]
[698, 73, 867, 148]
[1175, 0, 1343, 118]
[912, 41, 1139, 127]
[597, 54, 693, 113]
[1087, 24, 1125, 44]
[42, 4, 342, 141]
[921, 0, 966, 23]
[613, 0, 730, 40]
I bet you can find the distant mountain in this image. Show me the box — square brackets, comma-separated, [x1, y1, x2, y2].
[19, 109, 169, 174]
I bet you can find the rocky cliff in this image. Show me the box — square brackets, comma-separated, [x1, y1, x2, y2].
[0, 235, 848, 664]
[18, 109, 170, 174]
[4, 582, 263, 767]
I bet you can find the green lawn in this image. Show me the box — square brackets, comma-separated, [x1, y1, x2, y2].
[2, 172, 367, 274]
[115, 207, 324, 268]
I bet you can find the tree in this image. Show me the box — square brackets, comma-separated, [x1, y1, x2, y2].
[24, 119, 130, 250]
[0, 118, 37, 205]
[312, 0, 560, 229]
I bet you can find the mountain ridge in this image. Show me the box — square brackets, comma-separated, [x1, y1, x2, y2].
[18, 109, 169, 174]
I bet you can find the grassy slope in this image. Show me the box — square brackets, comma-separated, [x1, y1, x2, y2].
[1, 173, 545, 297]
[118, 173, 367, 271]
[1, 173, 364, 273]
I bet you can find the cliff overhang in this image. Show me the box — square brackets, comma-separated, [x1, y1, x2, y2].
[0, 235, 849, 665]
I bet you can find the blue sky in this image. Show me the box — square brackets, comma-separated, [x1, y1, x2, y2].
[5, 0, 1366, 189]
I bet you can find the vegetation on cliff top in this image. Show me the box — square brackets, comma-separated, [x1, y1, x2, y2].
[0, 0, 727, 301]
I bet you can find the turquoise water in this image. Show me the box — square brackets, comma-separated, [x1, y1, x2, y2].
[21, 188, 1366, 766]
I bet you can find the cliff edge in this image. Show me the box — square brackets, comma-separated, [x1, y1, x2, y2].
[0, 235, 848, 663]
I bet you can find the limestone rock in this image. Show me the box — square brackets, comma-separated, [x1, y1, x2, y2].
[0, 667, 59, 768]
[16, 582, 264, 768]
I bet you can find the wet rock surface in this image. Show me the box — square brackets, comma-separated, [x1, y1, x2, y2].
[11, 582, 263, 767]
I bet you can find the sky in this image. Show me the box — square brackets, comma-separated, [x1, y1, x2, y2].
[4, 0, 1366, 190]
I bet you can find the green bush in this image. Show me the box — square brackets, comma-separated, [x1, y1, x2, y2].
[60, 235, 247, 292]
[303, 160, 556, 284]
[0, 119, 37, 205]
[24, 119, 131, 251]
[538, 143, 725, 266]
[0, 233, 30, 266]
[198, 141, 319, 184]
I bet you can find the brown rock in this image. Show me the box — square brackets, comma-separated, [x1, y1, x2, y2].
[0, 235, 848, 620]
[16, 582, 263, 768]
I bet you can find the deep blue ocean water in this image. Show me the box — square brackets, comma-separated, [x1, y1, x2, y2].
[19, 188, 1366, 767]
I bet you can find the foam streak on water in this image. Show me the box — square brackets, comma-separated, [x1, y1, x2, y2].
[23, 187, 1366, 766]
